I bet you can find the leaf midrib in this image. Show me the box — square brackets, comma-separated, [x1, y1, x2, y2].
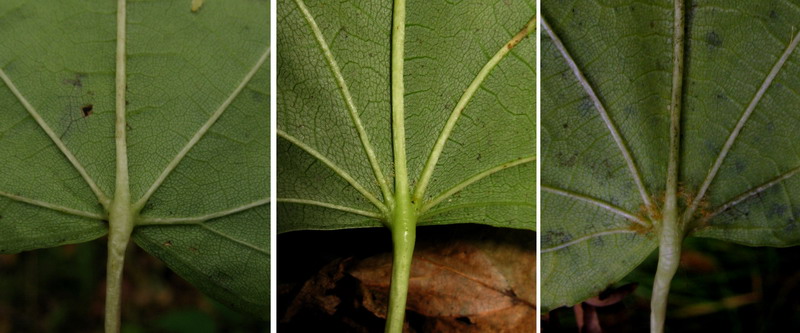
[541, 5, 800, 251]
[280, 1, 536, 223]
[0, 1, 270, 230]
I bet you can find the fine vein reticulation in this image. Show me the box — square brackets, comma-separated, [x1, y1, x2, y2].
[683, 28, 800, 222]
[543, 4, 800, 329]
[1, 1, 269, 329]
[541, 185, 647, 226]
[0, 68, 111, 209]
[293, 0, 394, 207]
[542, 8, 800, 253]
[541, 16, 652, 212]
[280, 2, 536, 222]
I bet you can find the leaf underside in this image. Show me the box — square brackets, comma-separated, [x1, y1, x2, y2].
[0, 0, 269, 318]
[277, 0, 535, 233]
[542, 0, 800, 311]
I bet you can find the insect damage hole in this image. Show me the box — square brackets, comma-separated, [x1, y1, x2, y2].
[81, 104, 93, 117]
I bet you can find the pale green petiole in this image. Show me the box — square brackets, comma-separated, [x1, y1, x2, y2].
[106, 0, 134, 332]
[381, 2, 535, 331]
[385, 193, 417, 333]
[651, 0, 685, 332]
[386, 0, 413, 331]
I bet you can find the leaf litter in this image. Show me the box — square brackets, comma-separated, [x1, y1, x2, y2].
[280, 225, 534, 332]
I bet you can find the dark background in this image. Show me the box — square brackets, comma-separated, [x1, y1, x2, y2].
[544, 237, 800, 332]
[0, 237, 268, 333]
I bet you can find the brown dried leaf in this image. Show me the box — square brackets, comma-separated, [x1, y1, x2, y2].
[349, 231, 535, 331]
[282, 257, 351, 322]
[424, 303, 536, 333]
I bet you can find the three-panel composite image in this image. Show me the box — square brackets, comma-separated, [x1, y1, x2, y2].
[1, 0, 800, 332]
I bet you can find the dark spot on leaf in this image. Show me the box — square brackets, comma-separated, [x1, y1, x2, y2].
[770, 10, 778, 19]
[767, 204, 788, 218]
[163, 240, 173, 247]
[189, 247, 199, 253]
[734, 159, 746, 173]
[562, 123, 568, 129]
[706, 31, 722, 48]
[555, 151, 577, 167]
[704, 139, 718, 153]
[577, 98, 593, 117]
[623, 105, 636, 116]
[81, 104, 93, 117]
[784, 220, 797, 233]
[476, 153, 481, 161]
[542, 230, 572, 247]
[63, 74, 85, 87]
[250, 90, 265, 102]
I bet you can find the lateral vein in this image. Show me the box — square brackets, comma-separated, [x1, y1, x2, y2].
[702, 165, 800, 223]
[413, 15, 536, 203]
[200, 224, 268, 254]
[542, 185, 648, 227]
[0, 69, 111, 208]
[541, 16, 652, 210]
[541, 229, 637, 253]
[278, 198, 383, 219]
[294, 0, 393, 207]
[0, 190, 106, 220]
[278, 130, 388, 213]
[137, 198, 269, 225]
[420, 156, 535, 214]
[684, 28, 800, 222]
[134, 48, 270, 211]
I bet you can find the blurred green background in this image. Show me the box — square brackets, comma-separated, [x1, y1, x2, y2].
[0, 237, 267, 333]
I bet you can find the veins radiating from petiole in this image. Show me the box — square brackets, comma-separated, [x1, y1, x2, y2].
[420, 156, 535, 214]
[0, 190, 107, 220]
[541, 229, 638, 253]
[276, 198, 384, 220]
[0, 69, 111, 209]
[137, 198, 271, 225]
[541, 16, 654, 215]
[683, 26, 800, 223]
[420, 201, 533, 221]
[700, 165, 800, 225]
[278, 130, 388, 213]
[542, 185, 649, 227]
[412, 15, 536, 204]
[293, 0, 394, 208]
[199, 224, 267, 254]
[134, 48, 270, 212]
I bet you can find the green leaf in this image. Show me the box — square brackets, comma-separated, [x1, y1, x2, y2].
[0, 0, 269, 319]
[276, 0, 536, 232]
[541, 0, 800, 312]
